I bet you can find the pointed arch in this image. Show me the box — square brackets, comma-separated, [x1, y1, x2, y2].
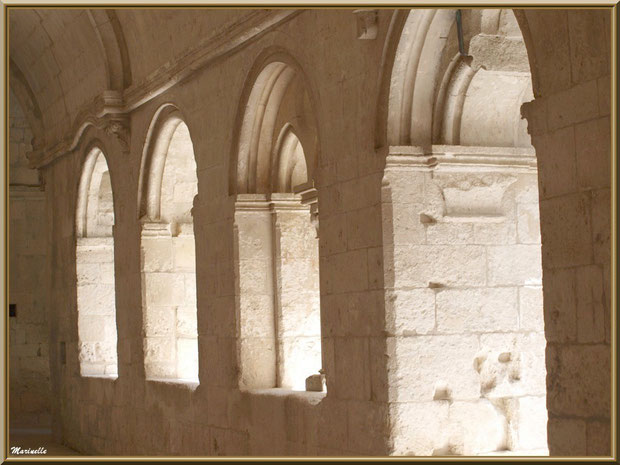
[75, 144, 119, 377]
[138, 103, 196, 221]
[229, 49, 320, 196]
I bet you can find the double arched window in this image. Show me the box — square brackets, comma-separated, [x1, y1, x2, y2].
[75, 146, 118, 378]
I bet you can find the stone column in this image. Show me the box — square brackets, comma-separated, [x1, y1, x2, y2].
[234, 195, 277, 389]
[271, 193, 322, 390]
[383, 145, 547, 455]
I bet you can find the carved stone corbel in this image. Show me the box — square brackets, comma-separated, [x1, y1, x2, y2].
[353, 9, 378, 40]
[294, 181, 319, 238]
[104, 115, 130, 152]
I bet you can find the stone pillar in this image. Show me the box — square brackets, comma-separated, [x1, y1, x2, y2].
[234, 195, 277, 389]
[234, 192, 322, 391]
[383, 145, 547, 455]
[76, 236, 118, 377]
[140, 221, 198, 381]
[271, 193, 322, 390]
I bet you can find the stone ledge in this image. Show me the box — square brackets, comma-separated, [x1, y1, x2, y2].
[241, 387, 326, 406]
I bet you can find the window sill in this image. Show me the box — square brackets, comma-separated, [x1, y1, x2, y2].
[242, 387, 326, 405]
[146, 378, 199, 391]
[81, 374, 118, 381]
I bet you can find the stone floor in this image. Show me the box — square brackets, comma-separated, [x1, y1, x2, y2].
[8, 429, 81, 457]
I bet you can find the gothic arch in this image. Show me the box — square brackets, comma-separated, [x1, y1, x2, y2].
[75, 141, 119, 377]
[375, 9, 537, 150]
[229, 49, 321, 195]
[75, 141, 116, 238]
[137, 103, 195, 221]
[9, 58, 45, 149]
[86, 9, 132, 91]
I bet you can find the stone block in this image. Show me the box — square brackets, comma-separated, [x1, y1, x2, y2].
[436, 287, 518, 334]
[391, 245, 487, 288]
[346, 401, 388, 454]
[173, 236, 196, 271]
[323, 250, 368, 295]
[143, 273, 185, 307]
[548, 418, 586, 455]
[384, 170, 426, 205]
[346, 205, 381, 250]
[184, 273, 197, 304]
[479, 332, 547, 396]
[239, 293, 275, 338]
[389, 401, 450, 456]
[575, 265, 606, 343]
[144, 336, 175, 364]
[279, 260, 319, 292]
[511, 396, 548, 451]
[340, 173, 382, 211]
[176, 337, 198, 380]
[385, 288, 435, 336]
[586, 420, 611, 456]
[547, 343, 610, 418]
[141, 238, 173, 272]
[472, 221, 517, 245]
[366, 247, 384, 290]
[516, 203, 541, 244]
[540, 192, 593, 268]
[546, 79, 599, 131]
[237, 258, 273, 296]
[567, 10, 609, 84]
[334, 337, 371, 400]
[448, 400, 507, 455]
[591, 189, 610, 265]
[536, 126, 576, 199]
[76, 244, 115, 264]
[388, 335, 480, 402]
[426, 222, 474, 245]
[543, 267, 577, 343]
[319, 213, 347, 255]
[176, 306, 198, 339]
[278, 294, 320, 338]
[204, 336, 237, 388]
[239, 337, 276, 389]
[387, 202, 427, 246]
[519, 285, 544, 332]
[76, 263, 101, 284]
[597, 75, 610, 116]
[77, 283, 116, 316]
[144, 305, 175, 337]
[487, 245, 542, 286]
[575, 117, 611, 190]
[317, 399, 348, 450]
[305, 373, 325, 392]
[78, 316, 107, 343]
[278, 336, 322, 390]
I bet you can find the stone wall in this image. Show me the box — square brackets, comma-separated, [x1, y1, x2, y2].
[520, 9, 612, 455]
[8, 7, 611, 457]
[8, 89, 51, 429]
[235, 195, 321, 391]
[382, 146, 547, 455]
[76, 238, 117, 377]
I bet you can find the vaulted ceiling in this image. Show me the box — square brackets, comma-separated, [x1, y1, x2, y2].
[8, 8, 257, 150]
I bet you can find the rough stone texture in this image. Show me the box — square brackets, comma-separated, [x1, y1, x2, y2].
[76, 239, 117, 377]
[383, 158, 548, 454]
[8, 91, 51, 429]
[6, 7, 611, 458]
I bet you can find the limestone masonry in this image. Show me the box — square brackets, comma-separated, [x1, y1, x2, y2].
[7, 7, 612, 457]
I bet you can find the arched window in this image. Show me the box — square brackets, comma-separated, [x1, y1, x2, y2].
[75, 147, 118, 377]
[139, 106, 199, 383]
[233, 60, 323, 391]
[382, 9, 547, 456]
